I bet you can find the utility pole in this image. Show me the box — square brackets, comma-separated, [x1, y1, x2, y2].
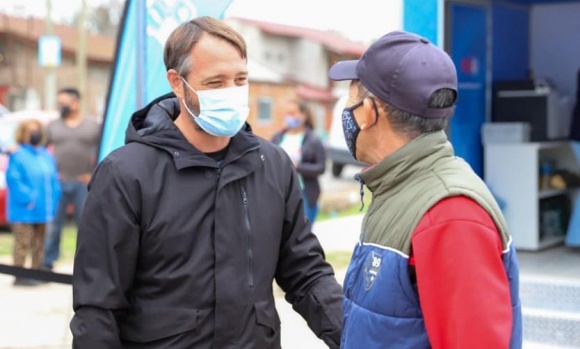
[77, 0, 87, 114]
[44, 0, 56, 111]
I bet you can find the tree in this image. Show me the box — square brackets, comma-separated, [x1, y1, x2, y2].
[72, 0, 124, 38]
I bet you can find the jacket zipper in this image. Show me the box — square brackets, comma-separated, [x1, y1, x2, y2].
[241, 186, 254, 287]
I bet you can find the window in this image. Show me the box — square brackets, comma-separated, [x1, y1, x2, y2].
[257, 98, 272, 123]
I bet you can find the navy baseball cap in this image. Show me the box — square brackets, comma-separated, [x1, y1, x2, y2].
[329, 31, 458, 119]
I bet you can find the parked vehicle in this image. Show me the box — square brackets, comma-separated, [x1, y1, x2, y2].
[0, 110, 59, 228]
[326, 95, 367, 177]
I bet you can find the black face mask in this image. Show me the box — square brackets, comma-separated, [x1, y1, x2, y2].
[342, 102, 363, 160]
[60, 105, 72, 118]
[341, 98, 379, 160]
[29, 132, 42, 146]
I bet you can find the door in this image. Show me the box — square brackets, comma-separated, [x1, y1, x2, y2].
[445, 1, 490, 177]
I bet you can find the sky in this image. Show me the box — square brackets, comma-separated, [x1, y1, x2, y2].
[226, 0, 402, 43]
[0, 0, 403, 44]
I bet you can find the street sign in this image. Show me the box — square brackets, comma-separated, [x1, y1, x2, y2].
[38, 35, 62, 68]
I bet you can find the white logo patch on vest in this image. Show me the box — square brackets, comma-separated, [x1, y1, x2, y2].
[364, 251, 382, 291]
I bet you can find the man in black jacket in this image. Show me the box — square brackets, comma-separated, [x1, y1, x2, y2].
[70, 17, 343, 348]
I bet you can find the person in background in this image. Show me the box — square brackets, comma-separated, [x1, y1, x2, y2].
[271, 99, 326, 225]
[328, 30, 522, 348]
[6, 119, 61, 286]
[43, 87, 100, 271]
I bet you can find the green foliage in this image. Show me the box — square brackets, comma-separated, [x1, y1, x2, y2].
[325, 250, 353, 270]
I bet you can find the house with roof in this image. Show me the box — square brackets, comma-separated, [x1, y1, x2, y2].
[226, 17, 366, 140]
[0, 14, 114, 119]
[0, 14, 365, 139]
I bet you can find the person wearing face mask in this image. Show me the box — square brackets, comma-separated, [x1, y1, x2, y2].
[6, 119, 61, 286]
[271, 99, 326, 226]
[70, 17, 343, 349]
[328, 31, 522, 349]
[43, 87, 101, 271]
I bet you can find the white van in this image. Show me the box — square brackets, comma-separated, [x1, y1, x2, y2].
[327, 95, 367, 177]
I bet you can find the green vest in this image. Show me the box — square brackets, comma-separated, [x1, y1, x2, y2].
[359, 131, 511, 255]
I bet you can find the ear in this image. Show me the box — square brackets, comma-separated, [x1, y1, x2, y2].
[359, 97, 379, 130]
[167, 69, 185, 99]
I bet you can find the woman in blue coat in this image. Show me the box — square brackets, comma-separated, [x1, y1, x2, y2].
[6, 119, 61, 286]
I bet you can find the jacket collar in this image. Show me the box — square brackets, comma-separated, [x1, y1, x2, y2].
[19, 144, 41, 153]
[125, 93, 261, 171]
[359, 131, 454, 196]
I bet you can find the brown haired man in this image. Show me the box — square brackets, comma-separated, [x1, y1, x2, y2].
[70, 17, 343, 348]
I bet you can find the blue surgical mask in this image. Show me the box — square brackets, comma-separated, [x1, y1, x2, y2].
[284, 115, 301, 129]
[342, 101, 363, 160]
[181, 77, 250, 137]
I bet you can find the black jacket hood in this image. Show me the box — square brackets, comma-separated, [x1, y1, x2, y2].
[124, 92, 259, 169]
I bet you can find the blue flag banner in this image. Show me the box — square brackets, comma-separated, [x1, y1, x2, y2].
[99, 0, 234, 161]
[566, 142, 580, 247]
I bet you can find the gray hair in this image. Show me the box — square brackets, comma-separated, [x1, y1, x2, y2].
[175, 56, 192, 76]
[357, 81, 454, 140]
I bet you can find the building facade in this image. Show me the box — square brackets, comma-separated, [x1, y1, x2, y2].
[226, 17, 366, 139]
[0, 14, 113, 120]
[0, 14, 366, 139]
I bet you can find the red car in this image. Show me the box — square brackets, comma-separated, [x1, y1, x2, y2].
[0, 110, 59, 228]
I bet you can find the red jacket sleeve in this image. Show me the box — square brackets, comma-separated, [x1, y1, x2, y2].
[410, 196, 512, 349]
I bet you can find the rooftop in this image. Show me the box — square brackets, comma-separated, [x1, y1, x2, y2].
[0, 14, 114, 64]
[229, 17, 367, 57]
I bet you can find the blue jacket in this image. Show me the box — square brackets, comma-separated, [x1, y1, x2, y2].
[6, 144, 61, 224]
[342, 242, 522, 348]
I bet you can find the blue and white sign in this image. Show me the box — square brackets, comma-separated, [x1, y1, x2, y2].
[38, 35, 62, 67]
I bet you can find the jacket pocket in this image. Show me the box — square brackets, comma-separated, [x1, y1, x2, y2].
[117, 306, 198, 343]
[254, 299, 281, 337]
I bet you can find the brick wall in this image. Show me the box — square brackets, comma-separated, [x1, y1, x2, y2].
[248, 81, 297, 140]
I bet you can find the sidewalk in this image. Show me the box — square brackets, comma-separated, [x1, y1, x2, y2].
[0, 263, 73, 349]
[0, 214, 578, 348]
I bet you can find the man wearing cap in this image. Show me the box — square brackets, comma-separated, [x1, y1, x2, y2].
[329, 31, 522, 349]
